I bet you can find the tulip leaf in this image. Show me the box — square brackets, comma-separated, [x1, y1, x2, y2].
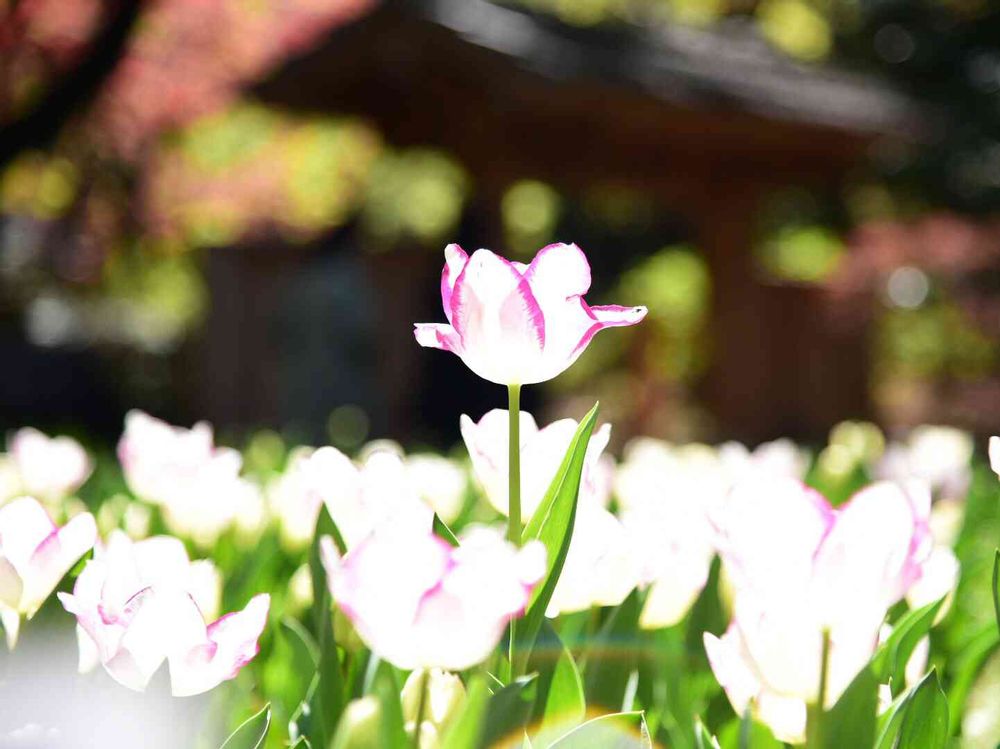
[871, 597, 944, 697]
[440, 676, 490, 749]
[695, 718, 721, 749]
[373, 665, 409, 748]
[716, 712, 781, 749]
[894, 669, 949, 749]
[993, 548, 999, 637]
[518, 403, 599, 669]
[546, 711, 649, 747]
[583, 589, 643, 711]
[220, 704, 271, 749]
[307, 505, 347, 749]
[433, 513, 460, 547]
[874, 685, 910, 749]
[527, 620, 586, 742]
[946, 624, 999, 734]
[820, 663, 878, 749]
[477, 673, 539, 749]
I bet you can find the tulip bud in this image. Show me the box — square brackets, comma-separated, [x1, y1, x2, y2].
[401, 669, 466, 734]
[335, 697, 381, 749]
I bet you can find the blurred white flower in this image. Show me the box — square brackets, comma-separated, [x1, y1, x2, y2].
[616, 439, 725, 628]
[401, 668, 466, 742]
[0, 497, 97, 647]
[117, 411, 257, 548]
[990, 436, 1000, 479]
[273, 446, 433, 552]
[546, 505, 641, 617]
[717, 438, 810, 483]
[461, 409, 612, 519]
[405, 454, 468, 524]
[875, 426, 973, 502]
[4, 428, 91, 504]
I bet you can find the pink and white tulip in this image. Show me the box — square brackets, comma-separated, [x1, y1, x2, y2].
[705, 478, 934, 742]
[415, 243, 646, 385]
[272, 446, 433, 551]
[59, 531, 267, 696]
[6, 428, 92, 503]
[461, 409, 612, 519]
[322, 526, 545, 671]
[0, 497, 96, 646]
[117, 411, 259, 547]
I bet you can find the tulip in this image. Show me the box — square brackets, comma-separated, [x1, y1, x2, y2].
[272, 445, 433, 551]
[401, 668, 466, 743]
[59, 531, 268, 696]
[615, 439, 727, 628]
[875, 425, 973, 502]
[117, 411, 258, 548]
[705, 478, 934, 742]
[0, 497, 97, 647]
[405, 454, 468, 524]
[322, 525, 545, 671]
[716, 438, 810, 483]
[414, 243, 646, 387]
[6, 428, 92, 503]
[461, 409, 612, 520]
[990, 436, 999, 478]
[546, 505, 641, 617]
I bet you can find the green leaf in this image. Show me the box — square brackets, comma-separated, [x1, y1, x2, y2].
[694, 719, 721, 749]
[220, 704, 271, 749]
[873, 687, 909, 749]
[993, 549, 999, 638]
[373, 665, 409, 748]
[583, 590, 643, 712]
[307, 505, 347, 749]
[433, 513, 461, 547]
[717, 711, 781, 749]
[946, 625, 999, 734]
[478, 674, 538, 749]
[288, 738, 312, 749]
[441, 676, 490, 749]
[895, 669, 949, 749]
[527, 620, 586, 742]
[871, 598, 944, 697]
[546, 711, 649, 748]
[516, 403, 599, 670]
[820, 664, 879, 749]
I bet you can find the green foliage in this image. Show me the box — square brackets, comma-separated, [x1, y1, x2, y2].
[895, 670, 950, 749]
[871, 598, 945, 697]
[220, 704, 271, 749]
[517, 403, 599, 672]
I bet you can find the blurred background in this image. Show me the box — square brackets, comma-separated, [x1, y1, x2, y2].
[1, 0, 999, 452]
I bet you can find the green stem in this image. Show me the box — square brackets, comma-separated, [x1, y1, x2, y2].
[412, 668, 430, 749]
[806, 629, 831, 749]
[507, 384, 522, 546]
[506, 384, 522, 682]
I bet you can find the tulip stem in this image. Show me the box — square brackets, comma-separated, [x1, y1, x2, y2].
[412, 668, 430, 748]
[507, 384, 522, 546]
[806, 629, 831, 749]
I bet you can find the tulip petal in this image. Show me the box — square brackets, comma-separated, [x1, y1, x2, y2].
[523, 243, 592, 298]
[569, 303, 649, 358]
[170, 593, 270, 697]
[990, 436, 1000, 478]
[0, 497, 57, 574]
[441, 243, 469, 324]
[414, 323, 462, 354]
[0, 557, 23, 611]
[22, 511, 97, 616]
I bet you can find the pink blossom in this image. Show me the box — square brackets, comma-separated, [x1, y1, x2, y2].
[58, 531, 268, 696]
[322, 526, 545, 670]
[7, 428, 92, 503]
[704, 478, 934, 743]
[415, 243, 646, 385]
[0, 497, 97, 644]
